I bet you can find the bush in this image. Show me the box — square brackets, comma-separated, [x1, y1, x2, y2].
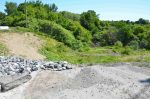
[139, 39, 148, 49]
[28, 18, 39, 32]
[56, 16, 92, 44]
[1, 16, 14, 26]
[128, 40, 139, 50]
[38, 20, 82, 49]
[115, 41, 123, 47]
[121, 46, 132, 55]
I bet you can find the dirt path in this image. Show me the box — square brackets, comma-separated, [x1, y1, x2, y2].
[0, 33, 45, 60]
[1, 64, 150, 99]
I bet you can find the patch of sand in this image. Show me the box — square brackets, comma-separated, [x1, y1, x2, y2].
[0, 32, 45, 60]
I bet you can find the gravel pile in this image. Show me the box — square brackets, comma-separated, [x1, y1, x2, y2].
[0, 56, 72, 76]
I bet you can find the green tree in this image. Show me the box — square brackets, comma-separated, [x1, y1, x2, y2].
[93, 27, 118, 46]
[1, 16, 14, 26]
[80, 10, 101, 34]
[136, 18, 149, 24]
[118, 26, 134, 46]
[0, 12, 6, 20]
[44, 3, 58, 12]
[50, 3, 58, 12]
[60, 11, 80, 21]
[5, 2, 17, 15]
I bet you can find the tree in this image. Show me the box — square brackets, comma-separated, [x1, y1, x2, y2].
[136, 18, 149, 24]
[118, 26, 134, 45]
[60, 11, 80, 21]
[17, 3, 26, 13]
[5, 2, 17, 15]
[44, 3, 58, 12]
[0, 12, 6, 20]
[1, 16, 14, 26]
[93, 27, 118, 46]
[80, 10, 101, 34]
[50, 3, 58, 12]
[133, 26, 145, 35]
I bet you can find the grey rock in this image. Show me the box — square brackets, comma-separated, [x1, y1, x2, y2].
[0, 72, 3, 77]
[62, 67, 66, 70]
[0, 72, 31, 92]
[0, 56, 72, 76]
[31, 66, 38, 72]
[66, 65, 72, 69]
[40, 65, 46, 70]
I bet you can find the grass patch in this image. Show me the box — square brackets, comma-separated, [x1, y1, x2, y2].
[35, 33, 150, 64]
[0, 43, 9, 55]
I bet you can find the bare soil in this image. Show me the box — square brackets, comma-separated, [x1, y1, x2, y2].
[0, 32, 45, 60]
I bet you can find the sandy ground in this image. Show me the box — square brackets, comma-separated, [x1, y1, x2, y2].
[0, 33, 45, 60]
[0, 64, 150, 99]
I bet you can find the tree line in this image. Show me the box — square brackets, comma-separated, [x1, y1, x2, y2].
[0, 0, 150, 50]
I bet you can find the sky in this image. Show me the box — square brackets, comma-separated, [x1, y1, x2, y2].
[0, 0, 149, 21]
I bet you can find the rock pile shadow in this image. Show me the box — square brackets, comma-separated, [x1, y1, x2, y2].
[139, 78, 150, 84]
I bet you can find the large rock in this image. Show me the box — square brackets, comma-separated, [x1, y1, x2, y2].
[0, 72, 31, 92]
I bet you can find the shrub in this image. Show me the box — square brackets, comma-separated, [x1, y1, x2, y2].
[1, 16, 14, 26]
[115, 41, 123, 47]
[139, 39, 148, 49]
[56, 16, 92, 44]
[38, 20, 81, 49]
[121, 46, 132, 55]
[28, 18, 39, 32]
[128, 40, 139, 50]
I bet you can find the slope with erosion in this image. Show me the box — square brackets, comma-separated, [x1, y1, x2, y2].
[0, 32, 45, 60]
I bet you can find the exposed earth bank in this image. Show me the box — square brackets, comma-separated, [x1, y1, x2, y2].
[0, 32, 45, 60]
[0, 63, 150, 99]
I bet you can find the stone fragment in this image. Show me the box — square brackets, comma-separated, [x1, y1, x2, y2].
[0, 72, 31, 92]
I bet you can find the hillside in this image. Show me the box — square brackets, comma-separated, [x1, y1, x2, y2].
[0, 1, 150, 99]
[0, 0, 149, 52]
[0, 32, 44, 60]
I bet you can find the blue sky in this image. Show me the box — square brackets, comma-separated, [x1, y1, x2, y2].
[0, 0, 149, 21]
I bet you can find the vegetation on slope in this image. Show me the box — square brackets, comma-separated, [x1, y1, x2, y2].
[0, 0, 150, 64]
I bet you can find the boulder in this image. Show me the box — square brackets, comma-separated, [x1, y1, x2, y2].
[0, 72, 31, 92]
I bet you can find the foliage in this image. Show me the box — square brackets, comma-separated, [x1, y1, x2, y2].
[5, 2, 17, 15]
[38, 20, 83, 49]
[115, 41, 123, 48]
[117, 25, 134, 45]
[128, 40, 139, 50]
[0, 12, 6, 20]
[1, 16, 14, 26]
[60, 11, 80, 21]
[0, 0, 149, 52]
[136, 18, 149, 24]
[80, 10, 101, 34]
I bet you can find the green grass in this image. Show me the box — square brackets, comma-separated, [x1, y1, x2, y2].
[37, 32, 119, 64]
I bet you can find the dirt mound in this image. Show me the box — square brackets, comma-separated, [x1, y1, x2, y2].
[68, 68, 103, 89]
[67, 67, 121, 90]
[0, 33, 45, 60]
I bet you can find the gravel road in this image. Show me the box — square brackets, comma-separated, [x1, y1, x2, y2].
[0, 63, 150, 99]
